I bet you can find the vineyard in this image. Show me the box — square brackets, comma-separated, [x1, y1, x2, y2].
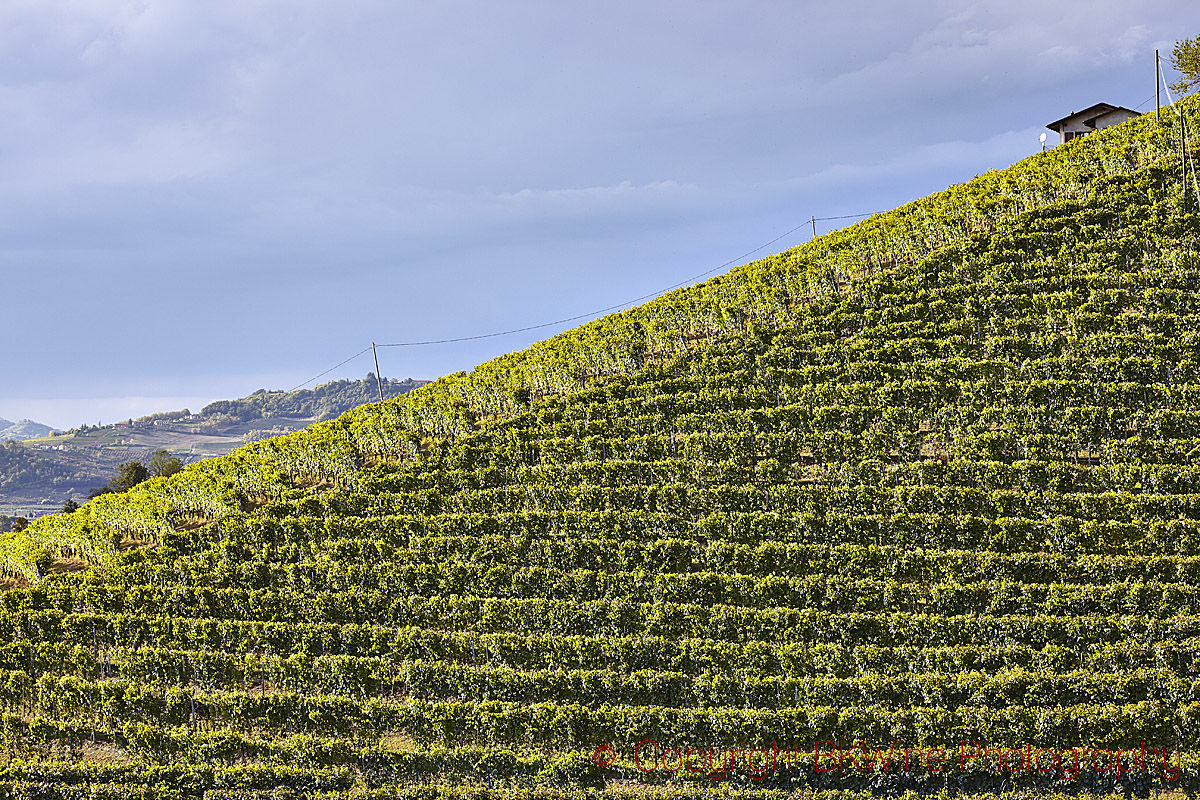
[0, 98, 1198, 799]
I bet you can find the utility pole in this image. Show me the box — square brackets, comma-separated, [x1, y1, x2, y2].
[372, 342, 384, 402]
[1156, 49, 1161, 122]
[810, 215, 817, 239]
[1183, 113, 1190, 208]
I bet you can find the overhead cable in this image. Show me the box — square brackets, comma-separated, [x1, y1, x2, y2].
[289, 210, 881, 390]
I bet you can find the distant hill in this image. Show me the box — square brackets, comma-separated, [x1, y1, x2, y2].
[0, 418, 54, 441]
[197, 374, 421, 423]
[0, 373, 427, 514]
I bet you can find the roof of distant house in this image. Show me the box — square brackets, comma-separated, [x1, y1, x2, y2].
[1046, 103, 1138, 132]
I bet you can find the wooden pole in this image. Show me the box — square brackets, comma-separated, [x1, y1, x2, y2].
[810, 215, 817, 239]
[372, 342, 384, 402]
[1156, 49, 1161, 122]
[1184, 114, 1192, 209]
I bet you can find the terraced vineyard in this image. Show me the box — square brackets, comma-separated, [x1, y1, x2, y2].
[1, 99, 1199, 799]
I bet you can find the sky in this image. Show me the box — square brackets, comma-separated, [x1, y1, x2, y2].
[0, 1, 1192, 430]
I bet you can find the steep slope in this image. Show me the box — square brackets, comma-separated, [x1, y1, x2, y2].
[0, 101, 1198, 798]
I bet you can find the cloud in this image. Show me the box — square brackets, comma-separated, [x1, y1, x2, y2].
[1107, 25, 1151, 64]
[781, 127, 1046, 202]
[495, 179, 692, 210]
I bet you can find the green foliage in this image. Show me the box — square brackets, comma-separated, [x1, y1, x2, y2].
[1172, 34, 1200, 95]
[109, 460, 149, 493]
[148, 450, 183, 479]
[200, 375, 426, 424]
[0, 441, 66, 491]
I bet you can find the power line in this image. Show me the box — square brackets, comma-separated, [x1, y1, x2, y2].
[377, 213, 879, 349]
[378, 220, 809, 348]
[815, 212, 878, 221]
[1133, 92, 1158, 112]
[288, 210, 881, 390]
[284, 345, 372, 393]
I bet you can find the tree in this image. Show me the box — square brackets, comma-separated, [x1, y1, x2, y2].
[148, 449, 183, 478]
[1171, 35, 1200, 95]
[108, 460, 149, 493]
[61, 498, 79, 514]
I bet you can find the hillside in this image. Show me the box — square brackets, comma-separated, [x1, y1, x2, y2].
[0, 375, 427, 517]
[0, 99, 1197, 799]
[0, 419, 52, 442]
[0, 419, 52, 443]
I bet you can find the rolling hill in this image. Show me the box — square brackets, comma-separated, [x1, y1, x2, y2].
[0, 419, 52, 442]
[0, 375, 427, 517]
[0, 98, 1197, 799]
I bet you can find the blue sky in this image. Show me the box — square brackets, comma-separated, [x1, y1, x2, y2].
[0, 1, 1192, 430]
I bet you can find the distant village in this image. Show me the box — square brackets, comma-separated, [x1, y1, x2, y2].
[109, 413, 201, 430]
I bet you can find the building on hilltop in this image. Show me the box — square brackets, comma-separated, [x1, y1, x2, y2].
[1046, 102, 1138, 145]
